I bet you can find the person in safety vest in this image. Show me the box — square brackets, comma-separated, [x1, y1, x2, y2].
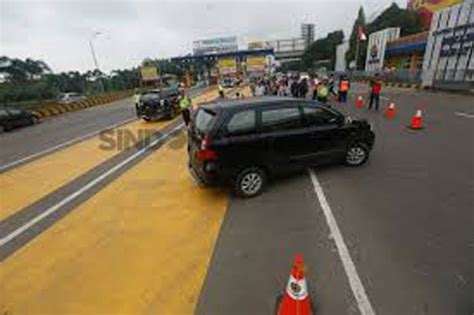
[316, 81, 329, 103]
[369, 74, 383, 111]
[179, 91, 192, 125]
[338, 75, 350, 103]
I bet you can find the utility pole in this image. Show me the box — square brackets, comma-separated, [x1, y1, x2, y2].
[89, 32, 105, 93]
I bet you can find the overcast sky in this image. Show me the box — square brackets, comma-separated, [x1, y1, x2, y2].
[1, 0, 405, 73]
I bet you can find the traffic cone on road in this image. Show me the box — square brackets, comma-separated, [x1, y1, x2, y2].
[409, 109, 424, 129]
[385, 102, 396, 119]
[276, 254, 314, 315]
[356, 96, 364, 109]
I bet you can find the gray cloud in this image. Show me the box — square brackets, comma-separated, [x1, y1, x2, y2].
[1, 0, 405, 73]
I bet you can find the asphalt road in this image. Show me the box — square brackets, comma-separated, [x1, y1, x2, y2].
[1, 85, 472, 314]
[0, 98, 137, 171]
[196, 86, 474, 315]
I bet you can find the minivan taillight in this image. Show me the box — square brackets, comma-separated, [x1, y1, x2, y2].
[197, 136, 217, 160]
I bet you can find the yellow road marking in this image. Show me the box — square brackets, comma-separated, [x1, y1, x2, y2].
[0, 89, 218, 221]
[1, 131, 228, 314]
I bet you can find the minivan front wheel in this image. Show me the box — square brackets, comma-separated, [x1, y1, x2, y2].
[345, 143, 369, 167]
[234, 167, 267, 198]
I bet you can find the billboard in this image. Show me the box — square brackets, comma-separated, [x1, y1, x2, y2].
[421, 0, 474, 87]
[246, 56, 266, 72]
[140, 66, 159, 81]
[193, 36, 238, 55]
[408, 0, 463, 28]
[365, 28, 400, 72]
[218, 58, 237, 75]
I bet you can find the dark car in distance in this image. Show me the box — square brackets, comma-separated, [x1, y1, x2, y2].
[0, 108, 39, 133]
[135, 88, 180, 121]
[188, 97, 375, 197]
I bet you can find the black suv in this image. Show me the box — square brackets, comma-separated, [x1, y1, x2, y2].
[188, 97, 375, 197]
[136, 88, 180, 121]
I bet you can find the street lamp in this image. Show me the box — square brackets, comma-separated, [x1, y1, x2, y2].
[89, 31, 104, 93]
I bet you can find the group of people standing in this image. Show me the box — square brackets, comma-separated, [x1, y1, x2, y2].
[250, 73, 383, 110]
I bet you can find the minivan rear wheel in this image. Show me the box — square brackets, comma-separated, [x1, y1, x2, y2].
[345, 142, 369, 167]
[234, 167, 267, 198]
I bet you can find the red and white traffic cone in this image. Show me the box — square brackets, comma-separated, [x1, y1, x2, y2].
[356, 96, 364, 109]
[276, 254, 314, 315]
[385, 102, 396, 119]
[409, 109, 424, 129]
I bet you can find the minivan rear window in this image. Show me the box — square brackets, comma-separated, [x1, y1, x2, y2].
[194, 108, 216, 134]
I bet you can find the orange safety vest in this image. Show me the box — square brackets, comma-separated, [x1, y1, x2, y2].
[340, 80, 349, 92]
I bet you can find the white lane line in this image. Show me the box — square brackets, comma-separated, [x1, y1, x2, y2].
[309, 169, 376, 315]
[0, 117, 137, 172]
[0, 123, 184, 248]
[455, 112, 474, 118]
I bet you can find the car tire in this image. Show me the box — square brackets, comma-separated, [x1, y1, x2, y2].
[30, 115, 39, 125]
[233, 167, 267, 198]
[344, 142, 369, 167]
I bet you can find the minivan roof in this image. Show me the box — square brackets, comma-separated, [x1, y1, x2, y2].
[199, 96, 299, 111]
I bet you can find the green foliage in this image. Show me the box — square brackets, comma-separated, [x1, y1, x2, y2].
[302, 30, 344, 70]
[345, 4, 424, 70]
[0, 56, 142, 104]
[367, 3, 423, 36]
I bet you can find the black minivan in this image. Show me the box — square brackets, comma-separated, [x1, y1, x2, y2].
[188, 97, 375, 197]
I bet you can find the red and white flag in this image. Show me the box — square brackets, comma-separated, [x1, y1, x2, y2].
[358, 26, 367, 41]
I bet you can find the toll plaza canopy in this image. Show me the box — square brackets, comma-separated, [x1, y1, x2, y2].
[171, 49, 274, 65]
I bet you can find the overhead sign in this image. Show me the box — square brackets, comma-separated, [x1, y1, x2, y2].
[193, 36, 238, 55]
[408, 0, 462, 28]
[140, 66, 159, 81]
[218, 58, 237, 75]
[246, 56, 266, 72]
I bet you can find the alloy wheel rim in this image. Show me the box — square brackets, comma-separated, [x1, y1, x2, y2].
[347, 147, 366, 165]
[241, 172, 263, 195]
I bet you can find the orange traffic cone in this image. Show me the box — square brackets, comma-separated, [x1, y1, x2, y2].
[277, 254, 314, 315]
[409, 110, 423, 129]
[385, 102, 396, 119]
[356, 96, 364, 109]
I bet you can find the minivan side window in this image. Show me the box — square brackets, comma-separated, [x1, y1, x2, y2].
[225, 109, 256, 136]
[261, 107, 303, 132]
[302, 106, 339, 126]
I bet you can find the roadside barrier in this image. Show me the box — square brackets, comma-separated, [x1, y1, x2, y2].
[32, 91, 134, 119]
[276, 254, 314, 315]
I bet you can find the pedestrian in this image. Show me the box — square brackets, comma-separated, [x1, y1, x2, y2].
[369, 74, 382, 110]
[338, 75, 350, 103]
[290, 80, 299, 98]
[298, 78, 308, 98]
[316, 81, 329, 103]
[179, 92, 192, 125]
[218, 84, 225, 98]
[249, 80, 256, 97]
[255, 82, 265, 96]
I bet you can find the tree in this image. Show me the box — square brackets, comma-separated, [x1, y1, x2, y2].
[345, 7, 367, 70]
[302, 30, 344, 70]
[367, 3, 423, 37]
